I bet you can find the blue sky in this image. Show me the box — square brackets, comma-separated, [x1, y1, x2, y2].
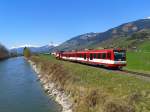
[0, 0, 150, 48]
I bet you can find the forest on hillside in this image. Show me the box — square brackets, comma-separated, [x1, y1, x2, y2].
[0, 44, 9, 60]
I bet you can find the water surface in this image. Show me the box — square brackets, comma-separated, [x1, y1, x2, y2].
[0, 57, 60, 112]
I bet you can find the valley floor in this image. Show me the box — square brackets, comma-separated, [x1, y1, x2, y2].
[124, 51, 150, 74]
[30, 54, 150, 112]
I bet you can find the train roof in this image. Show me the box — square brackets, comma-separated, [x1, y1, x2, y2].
[61, 49, 125, 54]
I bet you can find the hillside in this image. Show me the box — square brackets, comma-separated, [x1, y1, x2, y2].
[0, 44, 9, 60]
[55, 32, 99, 51]
[94, 29, 150, 51]
[55, 18, 150, 51]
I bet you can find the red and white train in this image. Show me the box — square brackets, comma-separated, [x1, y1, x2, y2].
[55, 49, 126, 68]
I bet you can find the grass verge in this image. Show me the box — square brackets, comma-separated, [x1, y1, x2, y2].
[30, 54, 150, 112]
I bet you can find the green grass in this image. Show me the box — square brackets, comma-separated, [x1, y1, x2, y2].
[93, 39, 150, 73]
[125, 40, 150, 73]
[138, 41, 150, 52]
[124, 51, 150, 73]
[40, 54, 150, 91]
[36, 54, 150, 112]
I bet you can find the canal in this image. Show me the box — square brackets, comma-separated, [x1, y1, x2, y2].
[0, 57, 60, 112]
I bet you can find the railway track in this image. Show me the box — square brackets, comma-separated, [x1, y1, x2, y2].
[120, 69, 150, 78]
[60, 58, 150, 80]
[109, 69, 150, 81]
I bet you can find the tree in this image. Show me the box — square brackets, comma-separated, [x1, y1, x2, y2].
[10, 49, 18, 57]
[0, 43, 9, 60]
[23, 47, 31, 58]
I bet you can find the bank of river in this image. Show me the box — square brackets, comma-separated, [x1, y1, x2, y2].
[0, 57, 60, 112]
[28, 60, 72, 112]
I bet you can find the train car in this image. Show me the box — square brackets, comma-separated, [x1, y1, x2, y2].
[56, 49, 126, 68]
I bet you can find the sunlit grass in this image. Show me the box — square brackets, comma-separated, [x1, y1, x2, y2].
[40, 54, 150, 94]
[33, 54, 150, 112]
[124, 51, 150, 73]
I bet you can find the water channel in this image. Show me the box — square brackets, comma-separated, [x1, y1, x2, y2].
[0, 57, 60, 112]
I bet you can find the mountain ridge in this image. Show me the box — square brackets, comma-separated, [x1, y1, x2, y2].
[54, 18, 150, 51]
[10, 44, 55, 55]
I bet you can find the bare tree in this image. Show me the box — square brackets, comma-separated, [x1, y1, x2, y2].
[0, 43, 9, 60]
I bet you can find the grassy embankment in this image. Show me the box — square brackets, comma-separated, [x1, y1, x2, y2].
[124, 41, 150, 74]
[30, 54, 150, 112]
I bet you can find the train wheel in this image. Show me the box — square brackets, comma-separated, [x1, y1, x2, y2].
[118, 66, 123, 70]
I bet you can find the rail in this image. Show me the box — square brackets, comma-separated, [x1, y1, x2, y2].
[120, 69, 150, 78]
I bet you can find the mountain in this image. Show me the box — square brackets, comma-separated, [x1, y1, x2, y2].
[55, 18, 150, 51]
[95, 28, 150, 51]
[10, 44, 55, 55]
[55, 32, 99, 51]
[0, 43, 9, 60]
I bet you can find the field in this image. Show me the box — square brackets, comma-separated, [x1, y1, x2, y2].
[138, 41, 150, 52]
[31, 54, 150, 112]
[124, 40, 150, 74]
[124, 51, 150, 74]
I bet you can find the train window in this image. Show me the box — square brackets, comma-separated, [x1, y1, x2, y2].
[79, 54, 80, 57]
[102, 53, 106, 59]
[114, 51, 126, 61]
[84, 54, 86, 59]
[98, 53, 101, 59]
[90, 54, 93, 60]
[107, 53, 111, 59]
[80, 54, 82, 58]
[94, 54, 97, 59]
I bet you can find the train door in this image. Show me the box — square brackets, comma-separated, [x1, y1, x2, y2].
[87, 53, 89, 62]
[84, 53, 86, 60]
[90, 53, 93, 60]
[107, 52, 111, 60]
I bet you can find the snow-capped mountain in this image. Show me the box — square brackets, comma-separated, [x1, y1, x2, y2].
[145, 17, 150, 19]
[10, 44, 39, 49]
[10, 44, 56, 55]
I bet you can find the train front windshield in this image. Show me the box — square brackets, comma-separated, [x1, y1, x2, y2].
[114, 50, 126, 61]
